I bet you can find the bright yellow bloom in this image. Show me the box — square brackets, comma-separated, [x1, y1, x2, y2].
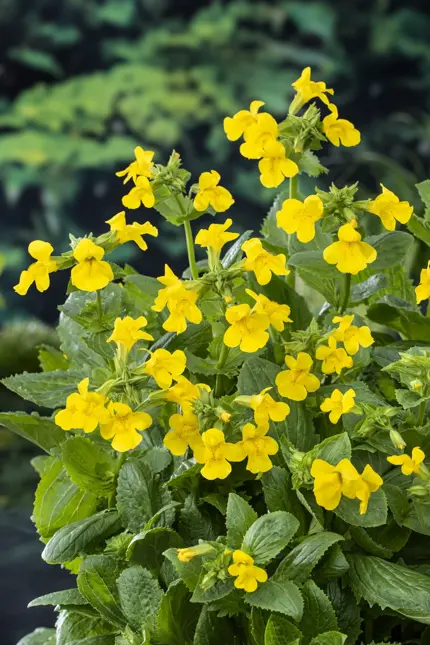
[71, 239, 114, 292]
[162, 283, 202, 334]
[240, 113, 279, 159]
[14, 241, 58, 296]
[332, 315, 374, 355]
[387, 447, 425, 476]
[194, 170, 234, 213]
[368, 184, 413, 231]
[195, 218, 239, 251]
[291, 66, 334, 107]
[242, 238, 289, 286]
[116, 147, 154, 183]
[163, 410, 203, 456]
[223, 303, 270, 353]
[275, 352, 320, 401]
[416, 261, 430, 304]
[276, 195, 324, 243]
[258, 139, 299, 188]
[249, 387, 290, 425]
[311, 458, 362, 511]
[177, 543, 214, 562]
[320, 388, 356, 424]
[228, 550, 268, 593]
[315, 336, 353, 375]
[100, 402, 152, 452]
[323, 219, 377, 275]
[122, 176, 155, 209]
[224, 100, 265, 141]
[322, 104, 361, 147]
[152, 265, 182, 312]
[165, 376, 210, 406]
[246, 289, 292, 332]
[107, 316, 153, 351]
[106, 212, 158, 251]
[55, 378, 110, 433]
[144, 348, 187, 389]
[356, 465, 383, 515]
[193, 428, 244, 480]
[237, 422, 279, 474]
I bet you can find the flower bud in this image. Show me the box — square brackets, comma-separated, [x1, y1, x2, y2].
[390, 429, 406, 450]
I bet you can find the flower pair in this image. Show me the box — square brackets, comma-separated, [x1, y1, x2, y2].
[152, 265, 202, 334]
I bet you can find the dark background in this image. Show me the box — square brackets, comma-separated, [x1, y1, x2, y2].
[1, 0, 430, 642]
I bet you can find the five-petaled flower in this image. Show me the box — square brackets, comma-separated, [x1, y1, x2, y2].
[320, 388, 356, 424]
[368, 185, 413, 231]
[322, 104, 361, 147]
[193, 428, 244, 480]
[100, 402, 152, 452]
[237, 422, 279, 473]
[224, 101, 265, 141]
[116, 147, 154, 184]
[164, 410, 203, 456]
[194, 170, 234, 213]
[275, 352, 320, 401]
[195, 218, 239, 251]
[240, 113, 279, 159]
[416, 261, 430, 304]
[291, 66, 334, 108]
[276, 195, 324, 243]
[249, 387, 290, 425]
[106, 212, 158, 251]
[152, 265, 202, 334]
[143, 348, 187, 389]
[228, 550, 268, 593]
[357, 465, 383, 514]
[223, 303, 270, 353]
[165, 376, 210, 407]
[71, 239, 114, 292]
[387, 447, 425, 476]
[152, 265, 182, 312]
[14, 241, 58, 296]
[246, 289, 292, 332]
[55, 378, 110, 433]
[122, 176, 155, 209]
[258, 138, 299, 188]
[332, 315, 374, 355]
[323, 219, 377, 275]
[107, 316, 153, 352]
[242, 238, 289, 286]
[316, 336, 353, 375]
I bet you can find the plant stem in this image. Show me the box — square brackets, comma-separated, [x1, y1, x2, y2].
[340, 273, 351, 314]
[215, 342, 229, 398]
[183, 219, 199, 280]
[287, 175, 298, 288]
[418, 401, 426, 427]
[96, 290, 103, 321]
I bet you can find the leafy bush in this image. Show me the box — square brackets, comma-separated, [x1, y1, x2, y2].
[5, 67, 430, 645]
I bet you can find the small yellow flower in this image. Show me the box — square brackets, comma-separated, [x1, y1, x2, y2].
[122, 176, 155, 209]
[320, 388, 356, 424]
[228, 550, 268, 593]
[322, 104, 361, 147]
[242, 238, 289, 286]
[240, 113, 279, 159]
[332, 315, 374, 355]
[107, 316, 153, 352]
[387, 447, 425, 476]
[177, 543, 214, 562]
[144, 348, 187, 389]
[275, 352, 320, 401]
[224, 100, 265, 141]
[220, 411, 232, 423]
[368, 184, 413, 231]
[152, 265, 182, 312]
[276, 195, 324, 243]
[195, 218, 239, 251]
[116, 147, 154, 183]
[14, 241, 58, 296]
[323, 219, 377, 275]
[164, 410, 203, 456]
[356, 465, 383, 514]
[162, 283, 203, 334]
[55, 378, 110, 433]
[193, 428, 244, 480]
[249, 387, 290, 425]
[100, 402, 152, 452]
[237, 422, 279, 474]
[258, 138, 299, 188]
[416, 261, 430, 304]
[165, 376, 210, 406]
[315, 336, 353, 375]
[223, 303, 270, 353]
[311, 458, 362, 511]
[291, 67, 334, 107]
[246, 289, 292, 332]
[194, 170, 234, 213]
[71, 239, 114, 292]
[106, 212, 158, 251]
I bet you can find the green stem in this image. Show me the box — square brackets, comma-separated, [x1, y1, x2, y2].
[96, 290, 103, 321]
[418, 401, 426, 427]
[340, 273, 352, 314]
[215, 343, 229, 398]
[183, 219, 199, 280]
[287, 175, 298, 289]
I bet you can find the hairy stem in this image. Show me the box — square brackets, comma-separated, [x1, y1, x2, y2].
[340, 273, 352, 314]
[215, 342, 229, 398]
[183, 219, 199, 280]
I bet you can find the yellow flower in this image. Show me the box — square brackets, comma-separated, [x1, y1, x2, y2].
[195, 218, 239, 251]
[14, 241, 58, 296]
[100, 402, 152, 452]
[387, 447, 425, 476]
[320, 388, 356, 424]
[246, 289, 292, 332]
[240, 113, 279, 159]
[165, 376, 210, 406]
[223, 303, 270, 353]
[323, 219, 377, 275]
[71, 239, 114, 292]
[322, 104, 361, 147]
[177, 543, 214, 562]
[356, 465, 383, 515]
[291, 67, 334, 107]
[116, 147, 154, 184]
[311, 458, 363, 511]
[276, 195, 324, 243]
[237, 422, 279, 474]
[228, 550, 268, 593]
[164, 410, 203, 456]
[249, 387, 290, 425]
[107, 316, 153, 352]
[224, 100, 265, 141]
[162, 283, 203, 334]
[122, 176, 155, 209]
[55, 378, 110, 433]
[332, 315, 374, 355]
[193, 428, 244, 480]
[416, 261, 430, 304]
[258, 139, 299, 188]
[194, 170, 234, 213]
[368, 184, 413, 231]
[106, 212, 158, 251]
[144, 348, 187, 389]
[275, 352, 320, 401]
[152, 265, 182, 312]
[242, 238, 289, 286]
[315, 336, 353, 375]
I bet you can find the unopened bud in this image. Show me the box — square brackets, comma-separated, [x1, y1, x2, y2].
[177, 543, 214, 563]
[390, 429, 406, 450]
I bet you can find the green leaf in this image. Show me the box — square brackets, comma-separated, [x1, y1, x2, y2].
[61, 436, 116, 495]
[261, 466, 307, 532]
[163, 548, 202, 591]
[157, 579, 199, 645]
[221, 230, 253, 268]
[264, 614, 302, 645]
[367, 298, 430, 340]
[395, 388, 424, 409]
[56, 610, 113, 645]
[349, 527, 393, 558]
[38, 345, 70, 372]
[191, 576, 235, 604]
[226, 493, 258, 549]
[242, 511, 299, 565]
[179, 494, 220, 543]
[0, 411, 65, 454]
[308, 632, 346, 645]
[245, 579, 303, 621]
[28, 588, 85, 608]
[127, 527, 183, 570]
[117, 565, 162, 632]
[2, 369, 82, 408]
[327, 583, 362, 645]
[349, 274, 388, 304]
[274, 532, 344, 584]
[193, 605, 237, 645]
[367, 231, 414, 271]
[300, 581, 338, 643]
[17, 628, 56, 645]
[334, 489, 387, 528]
[67, 637, 115, 645]
[314, 544, 349, 583]
[9, 47, 62, 76]
[417, 179, 430, 218]
[313, 433, 351, 465]
[42, 510, 122, 564]
[78, 555, 126, 627]
[408, 214, 430, 247]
